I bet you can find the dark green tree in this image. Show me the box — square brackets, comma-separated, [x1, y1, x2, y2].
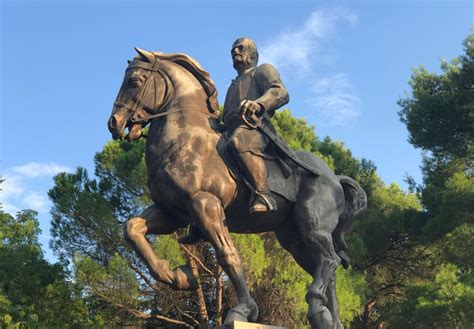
[398, 34, 473, 159]
[0, 179, 99, 328]
[385, 32, 474, 328]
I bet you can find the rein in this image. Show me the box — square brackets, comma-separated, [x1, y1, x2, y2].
[129, 107, 218, 124]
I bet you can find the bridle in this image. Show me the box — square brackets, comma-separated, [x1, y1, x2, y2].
[113, 57, 219, 125]
[113, 57, 175, 124]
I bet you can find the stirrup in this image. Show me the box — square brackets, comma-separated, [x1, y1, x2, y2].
[249, 191, 277, 214]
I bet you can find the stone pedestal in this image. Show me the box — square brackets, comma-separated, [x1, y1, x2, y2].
[216, 321, 287, 329]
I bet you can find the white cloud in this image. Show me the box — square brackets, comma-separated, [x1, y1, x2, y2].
[260, 8, 358, 74]
[1, 201, 20, 215]
[11, 162, 72, 178]
[1, 162, 71, 214]
[258, 8, 361, 126]
[1, 174, 24, 199]
[23, 192, 49, 212]
[307, 74, 361, 126]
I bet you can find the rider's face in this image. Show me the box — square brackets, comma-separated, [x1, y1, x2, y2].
[231, 40, 254, 72]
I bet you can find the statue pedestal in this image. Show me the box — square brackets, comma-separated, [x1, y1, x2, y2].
[216, 321, 287, 329]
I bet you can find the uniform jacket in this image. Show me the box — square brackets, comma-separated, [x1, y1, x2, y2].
[222, 63, 289, 131]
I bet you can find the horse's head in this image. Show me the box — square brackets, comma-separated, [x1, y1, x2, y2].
[108, 48, 168, 141]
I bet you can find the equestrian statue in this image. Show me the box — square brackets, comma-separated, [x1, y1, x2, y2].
[107, 37, 367, 329]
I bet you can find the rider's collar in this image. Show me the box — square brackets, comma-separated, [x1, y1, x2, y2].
[232, 67, 256, 84]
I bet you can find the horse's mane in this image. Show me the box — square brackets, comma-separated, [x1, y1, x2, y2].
[152, 52, 220, 114]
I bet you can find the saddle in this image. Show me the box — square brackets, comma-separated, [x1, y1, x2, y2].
[217, 132, 301, 202]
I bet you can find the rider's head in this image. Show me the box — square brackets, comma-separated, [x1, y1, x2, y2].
[231, 37, 259, 74]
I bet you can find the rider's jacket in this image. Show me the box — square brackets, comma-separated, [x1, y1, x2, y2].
[222, 63, 289, 132]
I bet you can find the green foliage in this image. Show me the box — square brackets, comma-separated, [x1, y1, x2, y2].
[0, 200, 98, 328]
[48, 168, 122, 263]
[439, 224, 474, 269]
[75, 253, 141, 309]
[272, 109, 319, 153]
[423, 171, 473, 239]
[335, 267, 368, 327]
[231, 234, 268, 285]
[318, 137, 361, 178]
[386, 32, 474, 329]
[232, 233, 310, 326]
[355, 183, 421, 259]
[153, 235, 185, 269]
[387, 263, 474, 328]
[398, 33, 474, 158]
[95, 138, 149, 204]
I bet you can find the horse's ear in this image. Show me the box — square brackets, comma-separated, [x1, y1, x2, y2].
[135, 47, 155, 63]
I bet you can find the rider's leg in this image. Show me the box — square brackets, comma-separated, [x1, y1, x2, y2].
[227, 126, 276, 214]
[124, 205, 198, 290]
[189, 191, 258, 323]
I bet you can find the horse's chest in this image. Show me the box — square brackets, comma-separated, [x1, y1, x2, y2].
[149, 136, 209, 194]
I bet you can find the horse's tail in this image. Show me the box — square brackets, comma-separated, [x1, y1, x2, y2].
[333, 175, 367, 269]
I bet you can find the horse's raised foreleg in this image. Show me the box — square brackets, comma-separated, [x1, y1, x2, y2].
[125, 204, 198, 290]
[189, 191, 258, 323]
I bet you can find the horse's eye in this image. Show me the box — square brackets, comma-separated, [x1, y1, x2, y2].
[129, 77, 143, 88]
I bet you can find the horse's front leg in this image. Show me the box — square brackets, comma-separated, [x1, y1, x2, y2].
[125, 204, 198, 290]
[189, 191, 258, 323]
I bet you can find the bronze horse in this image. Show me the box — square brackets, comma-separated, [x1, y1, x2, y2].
[107, 48, 367, 329]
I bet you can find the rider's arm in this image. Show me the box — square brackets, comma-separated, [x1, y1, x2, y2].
[254, 63, 290, 116]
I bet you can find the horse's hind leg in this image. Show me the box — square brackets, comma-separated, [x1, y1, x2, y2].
[290, 183, 342, 329]
[125, 204, 198, 290]
[276, 227, 343, 329]
[189, 191, 258, 323]
[326, 272, 343, 329]
[301, 230, 340, 329]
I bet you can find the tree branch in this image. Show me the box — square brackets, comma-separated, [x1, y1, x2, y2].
[179, 243, 214, 275]
[90, 284, 193, 328]
[175, 305, 200, 326]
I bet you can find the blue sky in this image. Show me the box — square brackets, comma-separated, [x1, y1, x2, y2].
[1, 0, 472, 261]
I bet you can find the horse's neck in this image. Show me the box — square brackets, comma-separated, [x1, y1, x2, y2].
[147, 61, 218, 151]
[161, 61, 209, 114]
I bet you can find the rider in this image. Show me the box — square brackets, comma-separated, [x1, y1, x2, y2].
[179, 37, 289, 244]
[224, 37, 289, 214]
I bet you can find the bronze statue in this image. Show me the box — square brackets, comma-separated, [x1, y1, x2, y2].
[108, 39, 367, 328]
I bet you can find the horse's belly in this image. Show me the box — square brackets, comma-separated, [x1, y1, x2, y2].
[224, 193, 292, 233]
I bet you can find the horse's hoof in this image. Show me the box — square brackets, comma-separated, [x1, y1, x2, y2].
[248, 299, 259, 323]
[224, 309, 247, 323]
[308, 306, 333, 329]
[173, 265, 198, 291]
[224, 299, 259, 324]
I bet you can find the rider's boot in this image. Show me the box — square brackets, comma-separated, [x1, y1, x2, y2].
[236, 152, 277, 214]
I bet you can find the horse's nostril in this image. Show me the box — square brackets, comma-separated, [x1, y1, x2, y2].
[108, 116, 117, 130]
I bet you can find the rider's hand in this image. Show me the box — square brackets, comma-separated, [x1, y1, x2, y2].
[239, 100, 262, 117]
